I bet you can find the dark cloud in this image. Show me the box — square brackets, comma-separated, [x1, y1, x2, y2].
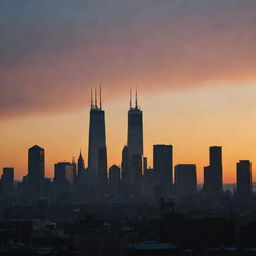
[1, 0, 256, 120]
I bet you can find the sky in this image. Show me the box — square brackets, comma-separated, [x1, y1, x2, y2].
[1, 0, 256, 182]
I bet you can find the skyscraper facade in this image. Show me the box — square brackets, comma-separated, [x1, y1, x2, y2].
[130, 154, 143, 196]
[127, 90, 143, 157]
[28, 145, 45, 200]
[77, 152, 85, 177]
[126, 90, 143, 196]
[174, 164, 197, 197]
[153, 144, 173, 192]
[1, 167, 14, 196]
[236, 160, 252, 198]
[109, 165, 121, 196]
[121, 145, 130, 195]
[97, 146, 108, 195]
[88, 88, 107, 192]
[210, 146, 223, 193]
[54, 162, 75, 184]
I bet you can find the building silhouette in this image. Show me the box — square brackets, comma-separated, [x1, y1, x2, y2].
[204, 146, 223, 195]
[28, 145, 45, 201]
[130, 154, 143, 196]
[203, 165, 214, 193]
[77, 151, 85, 177]
[1, 167, 14, 196]
[76, 151, 86, 194]
[153, 144, 173, 195]
[236, 160, 252, 198]
[88, 87, 107, 193]
[210, 146, 223, 192]
[127, 89, 143, 157]
[174, 164, 197, 197]
[54, 162, 75, 184]
[143, 157, 148, 173]
[109, 165, 121, 196]
[121, 145, 130, 195]
[97, 146, 108, 196]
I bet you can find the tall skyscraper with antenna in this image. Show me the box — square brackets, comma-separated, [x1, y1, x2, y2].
[88, 86, 107, 193]
[127, 89, 143, 196]
[127, 89, 143, 157]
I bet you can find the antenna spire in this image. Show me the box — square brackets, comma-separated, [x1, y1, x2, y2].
[130, 88, 132, 109]
[135, 87, 138, 109]
[100, 84, 102, 110]
[91, 87, 93, 109]
[95, 87, 97, 108]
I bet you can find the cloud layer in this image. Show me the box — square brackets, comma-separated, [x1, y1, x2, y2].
[1, 0, 256, 119]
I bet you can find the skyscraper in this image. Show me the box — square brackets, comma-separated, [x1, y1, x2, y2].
[204, 146, 223, 195]
[127, 89, 143, 157]
[121, 145, 130, 195]
[1, 167, 14, 196]
[77, 151, 85, 177]
[174, 164, 197, 197]
[97, 146, 108, 195]
[210, 146, 223, 193]
[109, 165, 121, 196]
[153, 144, 173, 192]
[203, 165, 214, 193]
[54, 162, 75, 184]
[88, 87, 107, 192]
[77, 151, 87, 195]
[28, 145, 45, 200]
[130, 154, 143, 196]
[236, 160, 252, 198]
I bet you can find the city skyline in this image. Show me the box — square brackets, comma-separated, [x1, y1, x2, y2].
[2, 1, 256, 254]
[1, 85, 256, 183]
[1, 0, 256, 182]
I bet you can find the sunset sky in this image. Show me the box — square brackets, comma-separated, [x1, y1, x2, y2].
[1, 0, 256, 182]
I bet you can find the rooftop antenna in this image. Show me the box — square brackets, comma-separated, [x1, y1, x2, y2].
[130, 88, 132, 109]
[95, 87, 97, 108]
[100, 84, 102, 110]
[135, 87, 138, 109]
[91, 87, 93, 108]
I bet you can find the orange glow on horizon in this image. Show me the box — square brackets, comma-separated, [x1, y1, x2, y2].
[1, 83, 256, 184]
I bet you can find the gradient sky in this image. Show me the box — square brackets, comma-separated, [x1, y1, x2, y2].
[1, 0, 256, 182]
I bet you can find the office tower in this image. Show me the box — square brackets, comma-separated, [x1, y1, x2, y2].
[109, 165, 121, 196]
[130, 154, 143, 196]
[77, 151, 85, 177]
[127, 89, 143, 157]
[143, 157, 148, 173]
[88, 87, 107, 192]
[203, 166, 214, 193]
[76, 152, 86, 195]
[28, 145, 45, 200]
[153, 145, 173, 190]
[204, 146, 223, 194]
[121, 145, 130, 194]
[97, 146, 108, 195]
[72, 157, 77, 180]
[236, 160, 252, 198]
[54, 162, 75, 184]
[174, 164, 197, 197]
[1, 167, 14, 195]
